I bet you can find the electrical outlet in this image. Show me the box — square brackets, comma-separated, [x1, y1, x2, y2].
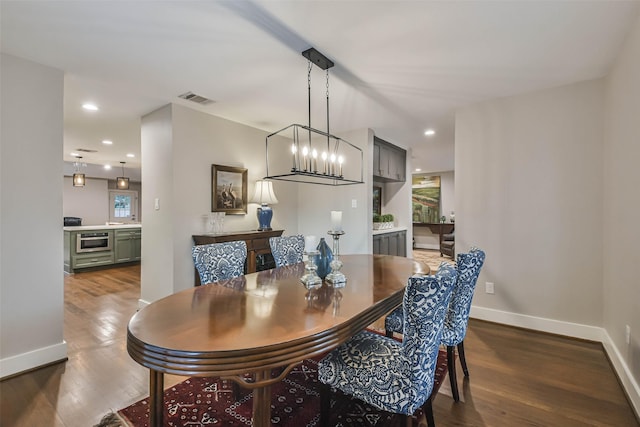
[485, 282, 495, 294]
[626, 325, 631, 345]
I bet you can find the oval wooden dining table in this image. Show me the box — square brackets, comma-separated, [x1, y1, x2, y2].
[127, 254, 429, 427]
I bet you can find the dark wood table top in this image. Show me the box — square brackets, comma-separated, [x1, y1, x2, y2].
[127, 254, 429, 377]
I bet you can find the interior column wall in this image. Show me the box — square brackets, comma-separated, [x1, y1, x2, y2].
[140, 105, 175, 304]
[0, 54, 65, 377]
[603, 11, 640, 402]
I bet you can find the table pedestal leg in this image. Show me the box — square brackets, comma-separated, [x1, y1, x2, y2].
[252, 369, 273, 427]
[149, 369, 164, 427]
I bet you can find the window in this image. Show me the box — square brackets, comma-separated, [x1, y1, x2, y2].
[109, 190, 138, 223]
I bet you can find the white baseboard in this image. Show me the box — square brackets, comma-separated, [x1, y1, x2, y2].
[415, 243, 439, 250]
[138, 298, 150, 310]
[601, 330, 640, 418]
[0, 341, 67, 379]
[470, 306, 603, 341]
[470, 305, 639, 418]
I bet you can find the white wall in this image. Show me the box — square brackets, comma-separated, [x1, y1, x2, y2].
[140, 105, 175, 304]
[63, 177, 109, 225]
[141, 104, 303, 302]
[0, 54, 66, 377]
[456, 79, 604, 327]
[63, 177, 142, 226]
[603, 11, 640, 410]
[440, 171, 455, 221]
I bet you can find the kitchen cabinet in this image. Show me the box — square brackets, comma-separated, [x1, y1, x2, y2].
[64, 225, 141, 273]
[373, 137, 406, 182]
[115, 228, 142, 263]
[373, 229, 407, 257]
[72, 252, 115, 269]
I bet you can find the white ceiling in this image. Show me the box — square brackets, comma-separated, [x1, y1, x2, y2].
[2, 1, 639, 175]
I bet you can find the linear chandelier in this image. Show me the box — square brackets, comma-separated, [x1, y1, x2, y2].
[264, 48, 363, 186]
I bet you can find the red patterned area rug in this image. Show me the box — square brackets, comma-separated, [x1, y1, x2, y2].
[99, 350, 448, 427]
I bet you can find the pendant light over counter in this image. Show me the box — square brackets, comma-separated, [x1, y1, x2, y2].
[116, 161, 129, 190]
[264, 48, 363, 186]
[72, 156, 86, 187]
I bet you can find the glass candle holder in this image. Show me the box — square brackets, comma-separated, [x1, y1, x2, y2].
[300, 251, 322, 289]
[325, 231, 346, 287]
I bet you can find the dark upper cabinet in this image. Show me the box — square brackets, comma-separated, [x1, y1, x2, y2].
[373, 137, 406, 182]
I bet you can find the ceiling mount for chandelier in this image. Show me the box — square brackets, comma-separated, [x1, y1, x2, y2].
[264, 47, 363, 186]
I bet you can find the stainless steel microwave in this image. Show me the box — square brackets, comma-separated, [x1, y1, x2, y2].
[76, 231, 111, 253]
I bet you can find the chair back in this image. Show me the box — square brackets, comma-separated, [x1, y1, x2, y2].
[192, 241, 247, 285]
[442, 247, 486, 344]
[402, 263, 457, 410]
[269, 235, 304, 267]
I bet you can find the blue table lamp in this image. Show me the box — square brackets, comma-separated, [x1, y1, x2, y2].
[250, 180, 279, 231]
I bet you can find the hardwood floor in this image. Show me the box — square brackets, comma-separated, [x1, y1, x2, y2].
[0, 263, 637, 426]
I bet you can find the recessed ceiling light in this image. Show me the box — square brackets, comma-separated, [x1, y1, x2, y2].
[82, 103, 99, 111]
[102, 140, 113, 145]
[104, 164, 112, 170]
[70, 152, 81, 157]
[424, 129, 435, 136]
[126, 153, 135, 158]
[415, 168, 422, 172]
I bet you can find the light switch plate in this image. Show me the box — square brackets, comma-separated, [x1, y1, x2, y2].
[485, 282, 495, 294]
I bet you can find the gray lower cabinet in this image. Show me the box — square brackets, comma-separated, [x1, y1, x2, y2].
[64, 227, 140, 273]
[373, 230, 407, 257]
[114, 229, 142, 263]
[73, 252, 115, 269]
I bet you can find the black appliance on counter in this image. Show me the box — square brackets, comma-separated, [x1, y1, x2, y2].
[64, 217, 82, 226]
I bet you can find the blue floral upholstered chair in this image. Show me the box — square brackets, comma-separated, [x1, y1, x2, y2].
[269, 235, 304, 267]
[192, 241, 247, 285]
[384, 247, 486, 402]
[318, 264, 457, 427]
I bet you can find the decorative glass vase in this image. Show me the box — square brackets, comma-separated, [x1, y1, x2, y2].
[314, 238, 333, 279]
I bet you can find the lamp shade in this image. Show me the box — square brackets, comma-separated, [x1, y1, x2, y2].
[250, 180, 278, 205]
[116, 176, 130, 190]
[251, 180, 278, 231]
[73, 173, 85, 187]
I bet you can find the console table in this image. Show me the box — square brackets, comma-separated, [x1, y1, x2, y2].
[412, 222, 454, 251]
[192, 229, 283, 285]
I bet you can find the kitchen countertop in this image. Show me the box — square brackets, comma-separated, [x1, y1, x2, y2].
[63, 224, 142, 231]
[372, 226, 408, 235]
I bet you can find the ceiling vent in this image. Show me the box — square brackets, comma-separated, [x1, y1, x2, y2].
[76, 148, 98, 153]
[178, 91, 214, 105]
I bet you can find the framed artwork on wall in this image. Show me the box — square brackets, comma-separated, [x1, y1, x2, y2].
[373, 186, 382, 216]
[411, 175, 441, 223]
[211, 164, 247, 215]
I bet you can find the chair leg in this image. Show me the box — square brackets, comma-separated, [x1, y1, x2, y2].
[446, 345, 460, 402]
[401, 413, 412, 427]
[320, 382, 330, 427]
[423, 396, 435, 427]
[385, 329, 394, 338]
[457, 341, 469, 377]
